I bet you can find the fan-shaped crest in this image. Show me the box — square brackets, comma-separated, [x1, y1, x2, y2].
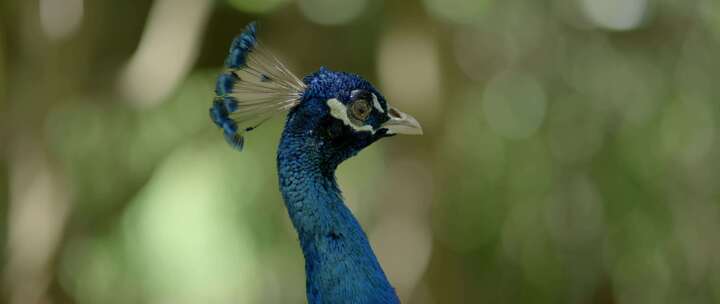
[210, 22, 305, 150]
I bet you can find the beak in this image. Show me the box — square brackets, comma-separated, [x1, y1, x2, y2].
[381, 107, 423, 135]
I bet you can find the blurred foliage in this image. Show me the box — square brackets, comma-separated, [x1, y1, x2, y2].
[1, 0, 720, 303]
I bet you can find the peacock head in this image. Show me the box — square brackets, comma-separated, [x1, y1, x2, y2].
[284, 67, 421, 162]
[211, 22, 421, 162]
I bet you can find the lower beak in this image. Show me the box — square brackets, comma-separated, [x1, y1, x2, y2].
[381, 107, 423, 135]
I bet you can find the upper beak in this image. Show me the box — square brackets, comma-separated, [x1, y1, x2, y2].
[381, 106, 423, 135]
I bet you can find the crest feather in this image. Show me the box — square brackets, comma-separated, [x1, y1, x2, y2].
[210, 22, 305, 150]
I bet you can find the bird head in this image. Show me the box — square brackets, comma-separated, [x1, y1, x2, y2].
[283, 67, 421, 162]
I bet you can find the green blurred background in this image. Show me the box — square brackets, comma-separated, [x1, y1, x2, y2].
[1, 0, 720, 303]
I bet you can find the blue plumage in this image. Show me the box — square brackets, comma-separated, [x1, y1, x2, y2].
[222, 96, 239, 112]
[278, 70, 398, 303]
[210, 22, 422, 303]
[215, 72, 238, 96]
[224, 21, 257, 69]
[209, 97, 242, 149]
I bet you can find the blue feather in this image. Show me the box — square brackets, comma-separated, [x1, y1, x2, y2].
[278, 84, 399, 302]
[219, 120, 242, 150]
[224, 22, 257, 69]
[222, 96, 239, 112]
[215, 72, 239, 96]
[222, 119, 237, 137]
[209, 99, 227, 127]
[224, 130, 244, 150]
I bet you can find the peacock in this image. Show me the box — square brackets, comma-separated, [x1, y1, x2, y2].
[210, 22, 422, 303]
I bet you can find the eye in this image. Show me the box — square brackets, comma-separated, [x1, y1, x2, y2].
[350, 99, 371, 121]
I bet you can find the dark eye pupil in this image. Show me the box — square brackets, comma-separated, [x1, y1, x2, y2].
[352, 100, 370, 120]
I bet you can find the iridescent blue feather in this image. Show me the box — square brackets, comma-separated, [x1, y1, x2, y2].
[225, 22, 257, 69]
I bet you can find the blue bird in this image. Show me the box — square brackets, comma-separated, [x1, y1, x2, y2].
[210, 22, 422, 304]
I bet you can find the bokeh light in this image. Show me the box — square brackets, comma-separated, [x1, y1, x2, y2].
[227, 0, 290, 14]
[579, 0, 648, 31]
[121, 144, 261, 303]
[377, 27, 441, 123]
[659, 98, 715, 167]
[118, 0, 212, 106]
[39, 0, 84, 40]
[482, 71, 546, 139]
[422, 0, 491, 24]
[299, 0, 368, 25]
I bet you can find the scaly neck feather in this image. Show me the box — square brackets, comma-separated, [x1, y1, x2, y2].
[277, 112, 399, 304]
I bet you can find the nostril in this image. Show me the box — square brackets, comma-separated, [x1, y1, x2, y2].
[388, 108, 402, 119]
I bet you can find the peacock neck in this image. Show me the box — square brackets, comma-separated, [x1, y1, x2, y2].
[277, 126, 399, 304]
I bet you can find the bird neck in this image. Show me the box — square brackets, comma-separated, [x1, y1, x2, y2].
[277, 127, 399, 303]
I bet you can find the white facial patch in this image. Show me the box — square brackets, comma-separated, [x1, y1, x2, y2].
[327, 98, 375, 133]
[371, 93, 385, 113]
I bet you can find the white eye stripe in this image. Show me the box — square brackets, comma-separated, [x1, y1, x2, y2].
[327, 98, 375, 133]
[371, 93, 384, 113]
